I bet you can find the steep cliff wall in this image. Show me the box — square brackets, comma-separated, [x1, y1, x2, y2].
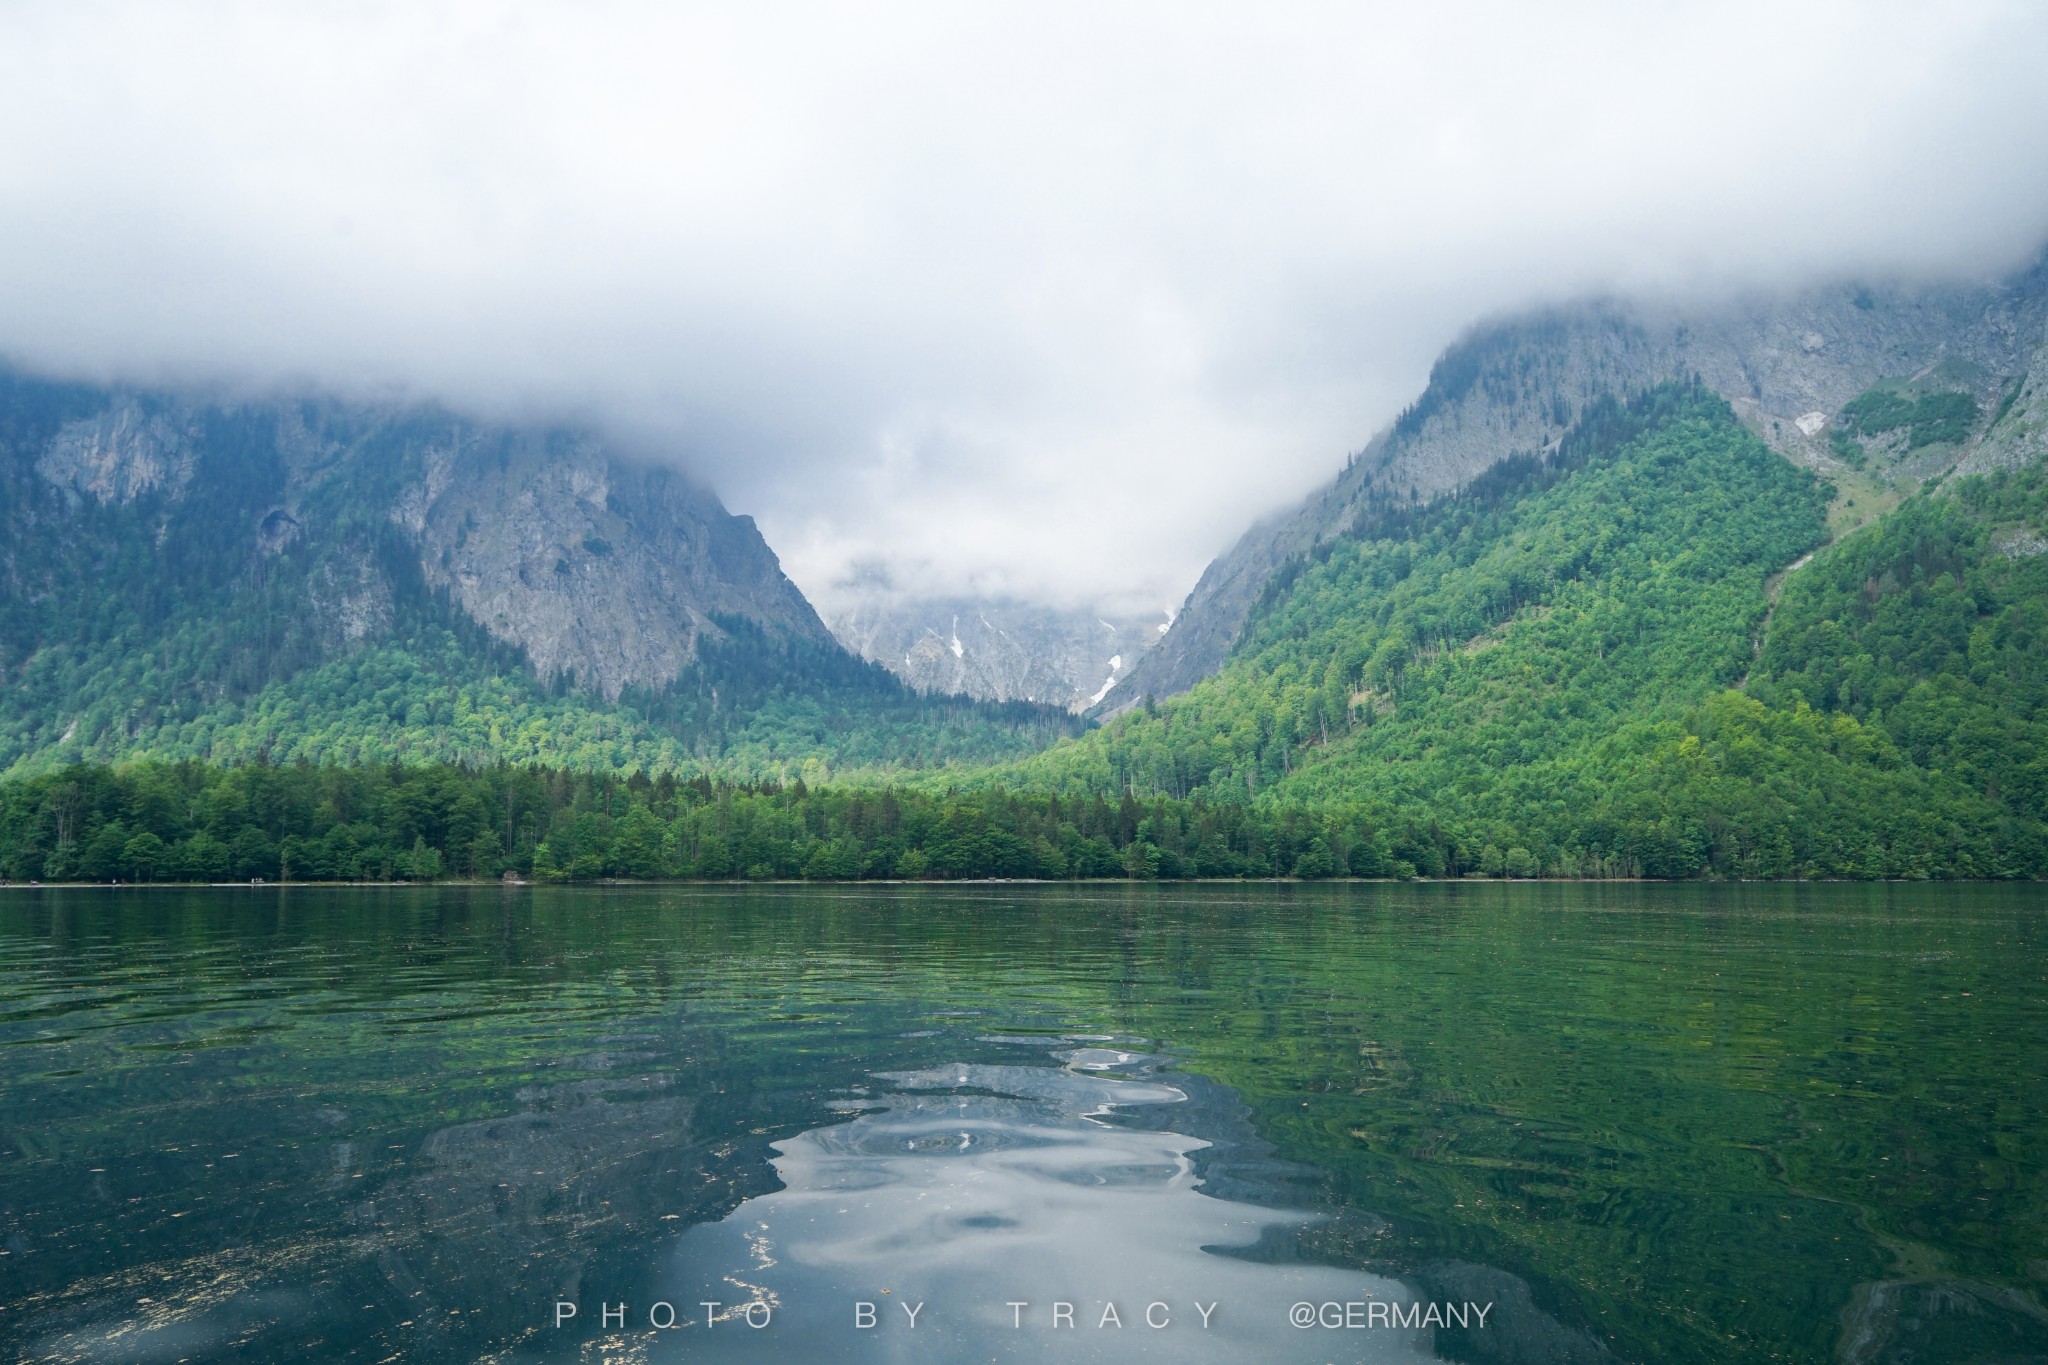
[5, 378, 832, 703]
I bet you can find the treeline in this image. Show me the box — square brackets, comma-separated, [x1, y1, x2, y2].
[0, 759, 1455, 884]
[3, 737, 2039, 886]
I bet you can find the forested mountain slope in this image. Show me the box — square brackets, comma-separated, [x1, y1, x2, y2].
[1116, 252, 2048, 710]
[992, 385, 2047, 879]
[0, 370, 1076, 778]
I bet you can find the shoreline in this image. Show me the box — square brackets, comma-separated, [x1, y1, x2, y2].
[4, 875, 2041, 889]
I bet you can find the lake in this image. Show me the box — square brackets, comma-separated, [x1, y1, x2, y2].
[1, 882, 2044, 1362]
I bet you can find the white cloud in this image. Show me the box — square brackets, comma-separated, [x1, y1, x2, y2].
[1, 1, 2046, 612]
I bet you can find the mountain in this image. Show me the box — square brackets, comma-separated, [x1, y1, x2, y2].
[6, 242, 2047, 883]
[0, 371, 1077, 777]
[824, 596, 1169, 711]
[989, 382, 2047, 879]
[1113, 253, 2048, 712]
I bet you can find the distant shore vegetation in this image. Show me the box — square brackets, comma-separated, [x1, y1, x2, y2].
[0, 748, 2037, 886]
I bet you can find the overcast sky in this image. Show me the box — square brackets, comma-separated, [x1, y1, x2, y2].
[3, 2, 2047, 614]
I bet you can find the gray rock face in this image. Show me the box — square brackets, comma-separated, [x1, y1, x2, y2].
[307, 555, 396, 648]
[825, 596, 1169, 710]
[22, 382, 834, 700]
[1959, 330, 2048, 476]
[36, 399, 198, 505]
[397, 427, 832, 699]
[1111, 253, 2048, 712]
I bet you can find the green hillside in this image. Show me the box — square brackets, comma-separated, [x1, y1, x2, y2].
[982, 384, 2047, 879]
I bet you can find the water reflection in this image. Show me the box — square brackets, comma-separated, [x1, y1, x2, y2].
[658, 1046, 1439, 1362]
[7, 882, 2048, 1364]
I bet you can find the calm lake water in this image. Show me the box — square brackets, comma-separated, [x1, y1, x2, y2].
[1, 883, 2044, 1363]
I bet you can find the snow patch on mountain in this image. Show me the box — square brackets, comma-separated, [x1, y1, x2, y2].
[826, 598, 1168, 710]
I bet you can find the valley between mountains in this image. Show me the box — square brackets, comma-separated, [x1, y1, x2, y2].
[2, 253, 2045, 883]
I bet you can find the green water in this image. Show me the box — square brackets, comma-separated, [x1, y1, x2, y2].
[1, 883, 2044, 1363]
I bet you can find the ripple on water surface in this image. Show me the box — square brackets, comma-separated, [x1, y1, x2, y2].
[662, 1048, 1439, 1363]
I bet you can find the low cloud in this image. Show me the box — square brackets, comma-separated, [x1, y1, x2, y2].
[2, 1, 2046, 612]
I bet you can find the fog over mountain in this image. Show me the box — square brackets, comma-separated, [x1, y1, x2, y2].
[2, 2, 2047, 618]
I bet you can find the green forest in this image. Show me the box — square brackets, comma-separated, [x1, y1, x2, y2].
[3, 383, 2045, 883]
[0, 759, 1431, 884]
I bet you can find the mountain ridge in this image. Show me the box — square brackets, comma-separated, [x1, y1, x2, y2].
[21, 382, 835, 700]
[0, 369, 1076, 777]
[1110, 251, 2048, 712]
[981, 382, 2048, 879]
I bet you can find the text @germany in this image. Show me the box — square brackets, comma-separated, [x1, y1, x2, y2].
[552, 1298, 1494, 1332]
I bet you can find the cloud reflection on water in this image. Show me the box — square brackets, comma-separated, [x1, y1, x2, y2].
[661, 1047, 1438, 1362]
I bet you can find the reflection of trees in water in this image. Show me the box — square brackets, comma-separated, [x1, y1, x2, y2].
[352, 1068, 779, 1360]
[18, 885, 2045, 1364]
[6, 1067, 787, 1363]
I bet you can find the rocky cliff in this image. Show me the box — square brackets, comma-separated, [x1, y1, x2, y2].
[11, 377, 834, 702]
[825, 597, 1168, 711]
[381, 423, 832, 699]
[1110, 252, 2048, 712]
